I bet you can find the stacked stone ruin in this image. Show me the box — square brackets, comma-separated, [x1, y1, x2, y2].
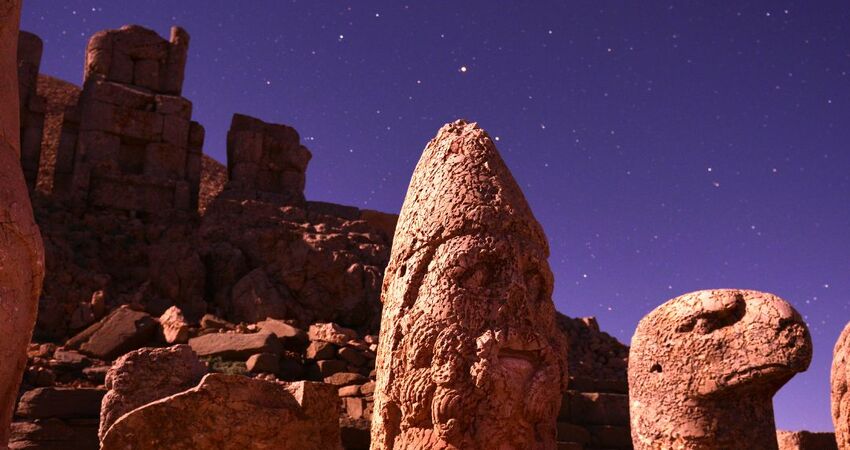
[52, 25, 204, 214]
[224, 113, 312, 205]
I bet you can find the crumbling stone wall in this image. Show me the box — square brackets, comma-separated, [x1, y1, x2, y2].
[17, 30, 46, 190]
[224, 113, 312, 206]
[54, 25, 204, 214]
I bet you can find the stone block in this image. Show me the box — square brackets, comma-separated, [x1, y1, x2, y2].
[85, 79, 154, 109]
[144, 142, 186, 179]
[162, 116, 190, 146]
[155, 95, 192, 118]
[188, 332, 281, 360]
[108, 51, 134, 84]
[133, 58, 160, 91]
[15, 388, 105, 419]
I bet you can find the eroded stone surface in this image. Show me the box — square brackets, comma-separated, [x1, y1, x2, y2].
[370, 120, 567, 450]
[100, 373, 341, 450]
[832, 321, 850, 449]
[98, 345, 207, 440]
[777, 430, 838, 450]
[628, 289, 812, 449]
[0, 2, 46, 446]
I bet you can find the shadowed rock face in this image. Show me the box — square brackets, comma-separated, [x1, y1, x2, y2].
[370, 120, 567, 450]
[832, 322, 850, 449]
[629, 289, 812, 450]
[0, 1, 45, 446]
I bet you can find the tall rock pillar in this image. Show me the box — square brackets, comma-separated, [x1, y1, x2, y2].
[0, 1, 46, 447]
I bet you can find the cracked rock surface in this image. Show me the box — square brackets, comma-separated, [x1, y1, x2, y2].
[629, 289, 812, 450]
[370, 120, 567, 450]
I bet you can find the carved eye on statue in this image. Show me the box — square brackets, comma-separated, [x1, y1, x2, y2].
[675, 297, 746, 335]
[450, 254, 508, 295]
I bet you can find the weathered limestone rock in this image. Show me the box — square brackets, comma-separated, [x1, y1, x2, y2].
[628, 289, 812, 449]
[99, 345, 207, 440]
[224, 113, 312, 205]
[100, 373, 342, 450]
[370, 120, 568, 450]
[832, 321, 850, 449]
[777, 430, 838, 450]
[0, 2, 46, 446]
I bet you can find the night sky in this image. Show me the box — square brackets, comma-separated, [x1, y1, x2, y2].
[22, 1, 850, 431]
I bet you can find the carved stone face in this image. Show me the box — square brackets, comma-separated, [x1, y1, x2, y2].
[385, 233, 563, 449]
[631, 290, 811, 400]
[371, 120, 566, 450]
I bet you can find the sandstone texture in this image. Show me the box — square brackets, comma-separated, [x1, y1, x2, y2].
[832, 321, 850, 449]
[777, 430, 838, 450]
[370, 120, 568, 450]
[628, 289, 812, 449]
[1, 3, 46, 446]
[98, 345, 207, 439]
[100, 373, 342, 450]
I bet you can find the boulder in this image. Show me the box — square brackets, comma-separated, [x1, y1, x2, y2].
[100, 374, 341, 449]
[15, 388, 105, 419]
[99, 345, 207, 440]
[188, 332, 281, 360]
[308, 322, 357, 346]
[159, 305, 189, 344]
[245, 353, 279, 374]
[68, 306, 158, 360]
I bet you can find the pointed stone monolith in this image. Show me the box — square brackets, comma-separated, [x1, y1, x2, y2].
[629, 289, 812, 449]
[370, 120, 567, 450]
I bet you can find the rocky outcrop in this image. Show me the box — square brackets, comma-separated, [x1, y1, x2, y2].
[833, 321, 850, 449]
[371, 120, 568, 449]
[224, 113, 311, 205]
[98, 345, 206, 439]
[100, 373, 342, 450]
[53, 24, 204, 213]
[0, 2, 46, 446]
[628, 289, 812, 449]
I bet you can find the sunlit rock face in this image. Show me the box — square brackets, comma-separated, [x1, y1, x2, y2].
[370, 120, 568, 450]
[629, 289, 812, 450]
[832, 322, 850, 449]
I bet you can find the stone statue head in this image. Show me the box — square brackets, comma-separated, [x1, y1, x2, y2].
[371, 120, 567, 450]
[629, 289, 812, 449]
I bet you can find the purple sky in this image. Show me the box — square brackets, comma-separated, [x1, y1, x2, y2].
[22, 1, 850, 431]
